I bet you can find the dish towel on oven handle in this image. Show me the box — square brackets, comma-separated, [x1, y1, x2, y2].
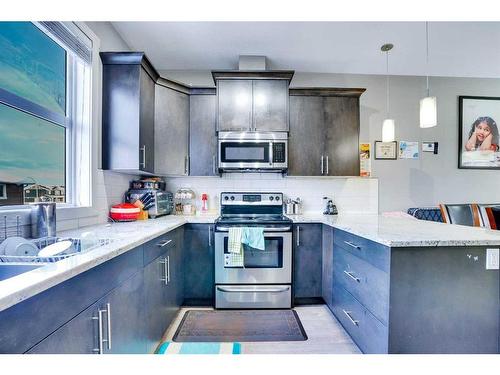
[241, 227, 265, 250]
[228, 227, 243, 254]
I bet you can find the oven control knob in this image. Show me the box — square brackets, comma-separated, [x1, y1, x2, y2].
[224, 196, 229, 201]
[269, 196, 274, 201]
[275, 196, 280, 201]
[230, 196, 235, 201]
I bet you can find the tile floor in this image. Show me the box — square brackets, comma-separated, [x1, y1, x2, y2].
[161, 304, 361, 354]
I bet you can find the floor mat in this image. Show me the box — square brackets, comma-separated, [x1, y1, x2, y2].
[173, 310, 308, 342]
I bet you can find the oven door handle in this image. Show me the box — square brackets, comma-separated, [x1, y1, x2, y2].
[216, 226, 291, 232]
[216, 286, 290, 293]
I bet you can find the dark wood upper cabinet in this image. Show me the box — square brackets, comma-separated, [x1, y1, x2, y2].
[189, 94, 218, 176]
[213, 71, 293, 132]
[288, 88, 365, 177]
[100, 52, 159, 174]
[154, 81, 190, 176]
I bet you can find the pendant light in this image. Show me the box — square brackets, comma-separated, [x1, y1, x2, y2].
[381, 43, 395, 142]
[420, 22, 437, 128]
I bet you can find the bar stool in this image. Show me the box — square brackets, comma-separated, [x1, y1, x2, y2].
[438, 204, 481, 227]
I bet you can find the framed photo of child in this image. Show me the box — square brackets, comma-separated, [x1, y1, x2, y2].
[459, 96, 500, 169]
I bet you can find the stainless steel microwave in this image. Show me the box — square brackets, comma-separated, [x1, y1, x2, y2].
[218, 132, 288, 172]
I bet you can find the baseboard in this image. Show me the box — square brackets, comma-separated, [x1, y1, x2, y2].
[293, 297, 325, 306]
[182, 298, 214, 307]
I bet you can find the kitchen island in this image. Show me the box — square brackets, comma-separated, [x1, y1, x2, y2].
[0, 213, 499, 353]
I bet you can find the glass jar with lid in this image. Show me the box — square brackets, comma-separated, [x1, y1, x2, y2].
[174, 188, 196, 215]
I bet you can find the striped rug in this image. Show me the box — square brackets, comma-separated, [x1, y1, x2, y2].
[157, 342, 241, 354]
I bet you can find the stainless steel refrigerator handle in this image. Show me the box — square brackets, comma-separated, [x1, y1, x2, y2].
[212, 155, 217, 174]
[184, 156, 189, 175]
[140, 146, 146, 168]
[343, 309, 359, 326]
[92, 309, 104, 354]
[296, 225, 300, 246]
[105, 303, 111, 350]
[326, 156, 329, 175]
[217, 286, 290, 293]
[216, 226, 291, 232]
[321, 155, 324, 175]
[343, 270, 361, 283]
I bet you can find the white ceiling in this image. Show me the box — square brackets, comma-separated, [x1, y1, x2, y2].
[111, 22, 500, 78]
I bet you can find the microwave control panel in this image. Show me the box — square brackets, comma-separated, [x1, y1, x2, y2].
[273, 142, 286, 163]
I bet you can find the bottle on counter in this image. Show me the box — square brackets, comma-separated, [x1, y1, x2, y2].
[201, 193, 208, 212]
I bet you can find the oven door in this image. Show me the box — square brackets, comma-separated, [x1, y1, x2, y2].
[214, 230, 292, 284]
[218, 140, 272, 169]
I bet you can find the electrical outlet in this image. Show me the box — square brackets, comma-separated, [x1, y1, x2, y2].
[486, 248, 499, 270]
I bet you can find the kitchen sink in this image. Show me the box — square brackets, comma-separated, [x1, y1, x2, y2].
[0, 264, 44, 282]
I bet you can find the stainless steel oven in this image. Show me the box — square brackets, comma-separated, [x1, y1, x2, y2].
[214, 192, 293, 309]
[218, 132, 288, 172]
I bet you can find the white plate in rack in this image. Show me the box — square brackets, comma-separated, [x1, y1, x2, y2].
[38, 240, 73, 257]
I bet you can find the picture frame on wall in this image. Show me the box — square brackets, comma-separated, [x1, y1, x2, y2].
[459, 96, 500, 169]
[374, 141, 397, 160]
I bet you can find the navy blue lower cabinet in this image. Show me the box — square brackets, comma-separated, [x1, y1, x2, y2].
[183, 224, 214, 305]
[27, 271, 145, 354]
[293, 223, 323, 301]
[321, 225, 334, 310]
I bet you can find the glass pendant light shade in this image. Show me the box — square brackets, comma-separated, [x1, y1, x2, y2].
[382, 119, 395, 142]
[419, 96, 437, 128]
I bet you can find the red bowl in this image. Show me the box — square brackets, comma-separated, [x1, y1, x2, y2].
[109, 203, 140, 221]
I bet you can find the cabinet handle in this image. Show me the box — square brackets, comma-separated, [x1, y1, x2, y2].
[208, 225, 212, 247]
[342, 309, 359, 326]
[212, 155, 217, 175]
[321, 155, 324, 175]
[326, 156, 329, 175]
[140, 145, 146, 169]
[167, 255, 171, 283]
[92, 309, 105, 354]
[157, 239, 172, 248]
[160, 257, 168, 285]
[184, 156, 189, 175]
[343, 241, 361, 250]
[343, 270, 361, 283]
[105, 303, 112, 350]
[296, 225, 300, 247]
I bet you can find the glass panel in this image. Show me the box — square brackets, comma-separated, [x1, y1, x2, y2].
[0, 104, 65, 204]
[221, 142, 269, 162]
[224, 237, 283, 268]
[0, 22, 66, 115]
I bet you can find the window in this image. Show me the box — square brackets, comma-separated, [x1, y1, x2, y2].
[0, 22, 92, 206]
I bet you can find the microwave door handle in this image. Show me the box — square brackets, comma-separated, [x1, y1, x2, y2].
[269, 142, 273, 166]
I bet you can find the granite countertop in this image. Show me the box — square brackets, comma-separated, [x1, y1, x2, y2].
[2, 211, 500, 312]
[287, 213, 500, 247]
[0, 214, 217, 312]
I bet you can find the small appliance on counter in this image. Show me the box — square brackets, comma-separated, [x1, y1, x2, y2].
[323, 197, 338, 215]
[125, 178, 173, 219]
[175, 188, 196, 215]
[30, 200, 56, 239]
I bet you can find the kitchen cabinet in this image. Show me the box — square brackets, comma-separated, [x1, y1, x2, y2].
[100, 52, 158, 174]
[330, 228, 499, 354]
[214, 71, 293, 132]
[288, 90, 363, 176]
[321, 225, 334, 310]
[183, 224, 215, 305]
[293, 223, 323, 301]
[27, 271, 145, 354]
[189, 93, 218, 176]
[154, 82, 190, 176]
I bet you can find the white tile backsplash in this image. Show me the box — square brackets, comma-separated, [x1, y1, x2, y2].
[165, 175, 378, 215]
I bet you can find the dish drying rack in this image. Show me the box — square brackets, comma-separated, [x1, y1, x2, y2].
[0, 237, 113, 264]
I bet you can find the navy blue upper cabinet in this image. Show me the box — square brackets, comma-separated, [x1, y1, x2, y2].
[183, 224, 215, 305]
[293, 223, 323, 300]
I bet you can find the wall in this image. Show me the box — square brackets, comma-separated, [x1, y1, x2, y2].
[166, 175, 378, 215]
[162, 69, 500, 212]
